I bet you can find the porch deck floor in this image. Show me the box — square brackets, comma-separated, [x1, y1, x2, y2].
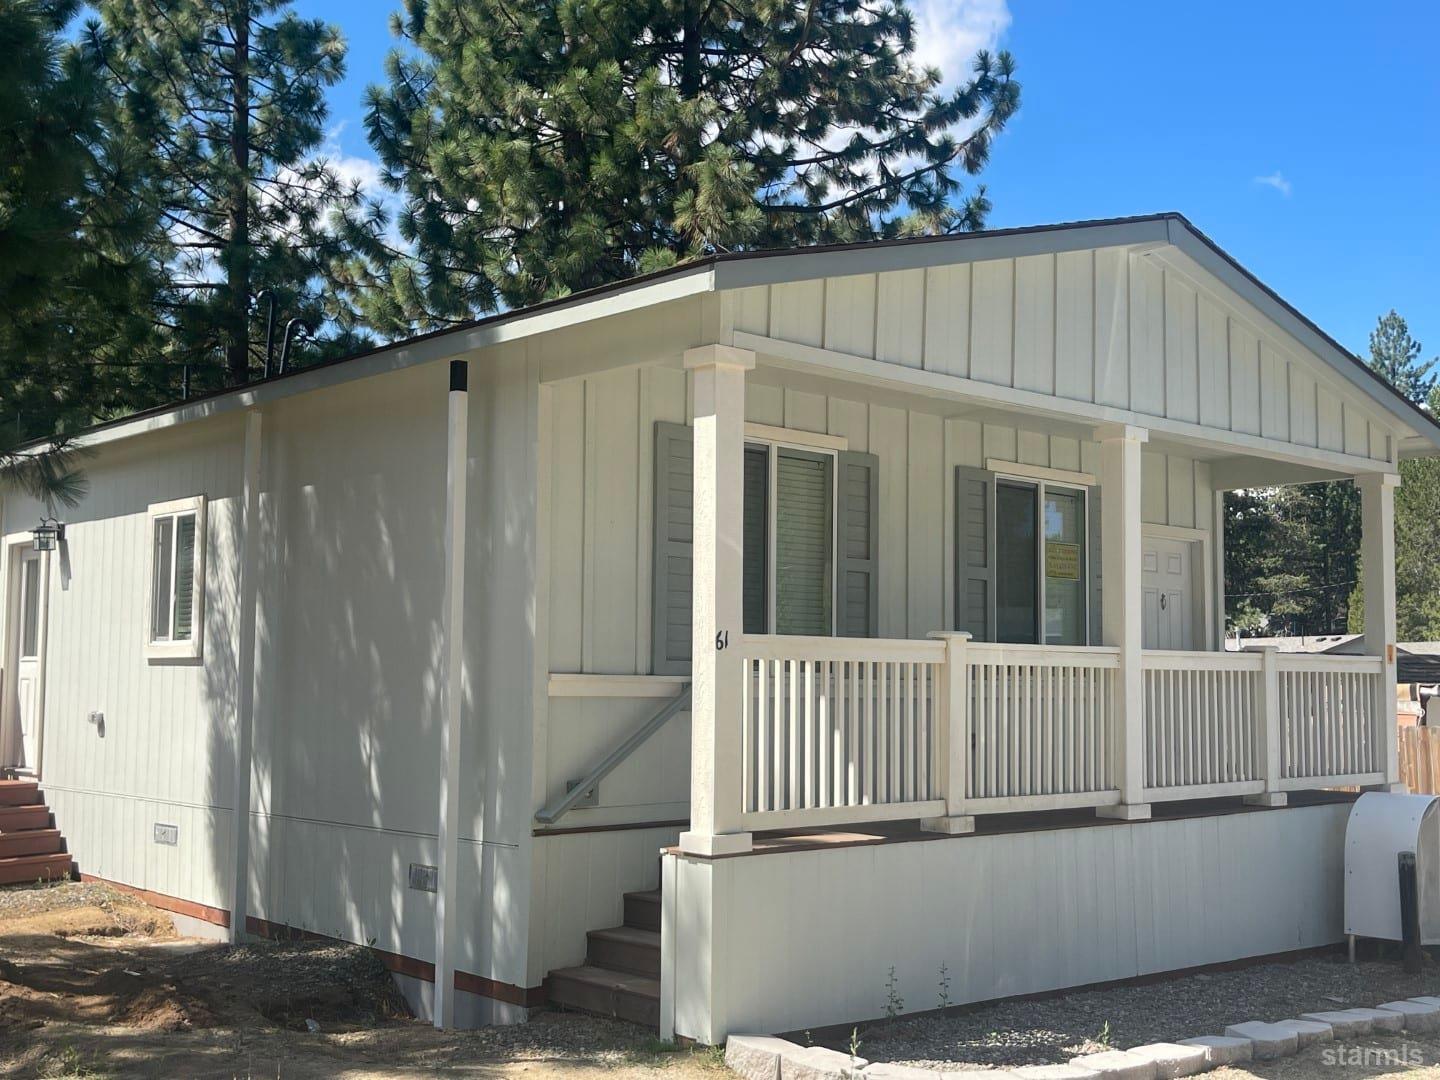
[679, 790, 1358, 858]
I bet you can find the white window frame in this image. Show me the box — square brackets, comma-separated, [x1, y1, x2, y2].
[745, 435, 840, 636]
[145, 495, 206, 661]
[993, 473, 1091, 646]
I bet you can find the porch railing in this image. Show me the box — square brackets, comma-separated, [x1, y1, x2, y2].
[732, 634, 1389, 833]
[1277, 654, 1385, 788]
[1141, 651, 1264, 800]
[964, 643, 1119, 812]
[738, 635, 945, 829]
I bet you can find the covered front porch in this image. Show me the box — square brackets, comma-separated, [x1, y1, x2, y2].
[678, 342, 1401, 856]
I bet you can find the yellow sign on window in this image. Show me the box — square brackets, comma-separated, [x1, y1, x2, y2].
[1046, 542, 1081, 581]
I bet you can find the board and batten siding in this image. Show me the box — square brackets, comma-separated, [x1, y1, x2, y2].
[731, 251, 1396, 463]
[6, 356, 544, 1011]
[3, 418, 247, 909]
[547, 364, 1213, 672]
[539, 364, 1213, 836]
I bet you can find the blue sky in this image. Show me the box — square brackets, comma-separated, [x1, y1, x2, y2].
[299, 0, 1438, 362]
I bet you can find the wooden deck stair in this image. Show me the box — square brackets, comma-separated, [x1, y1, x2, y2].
[0, 779, 73, 886]
[547, 887, 661, 1027]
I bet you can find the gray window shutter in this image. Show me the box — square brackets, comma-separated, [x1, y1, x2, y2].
[1088, 486, 1102, 645]
[954, 466, 995, 641]
[775, 449, 833, 635]
[835, 451, 879, 637]
[743, 446, 768, 634]
[652, 422, 693, 674]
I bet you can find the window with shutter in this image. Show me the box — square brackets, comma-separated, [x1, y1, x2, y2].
[955, 466, 1095, 645]
[146, 495, 207, 661]
[651, 424, 881, 672]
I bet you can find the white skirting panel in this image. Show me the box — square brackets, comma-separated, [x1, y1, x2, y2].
[666, 801, 1350, 1044]
[529, 824, 683, 985]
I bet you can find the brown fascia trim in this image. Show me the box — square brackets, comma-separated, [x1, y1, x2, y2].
[78, 872, 546, 1009]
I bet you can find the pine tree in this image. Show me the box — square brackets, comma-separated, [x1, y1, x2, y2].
[1395, 457, 1440, 640]
[86, 0, 373, 386]
[1368, 309, 1436, 405]
[0, 0, 168, 503]
[355, 0, 1020, 332]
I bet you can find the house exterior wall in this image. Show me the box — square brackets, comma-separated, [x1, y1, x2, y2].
[730, 251, 1397, 464]
[666, 799, 1352, 1044]
[3, 349, 544, 1013]
[2, 416, 248, 909]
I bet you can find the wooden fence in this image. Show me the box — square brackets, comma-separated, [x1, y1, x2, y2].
[1399, 724, 1440, 795]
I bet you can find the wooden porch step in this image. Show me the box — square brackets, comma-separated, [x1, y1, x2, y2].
[0, 779, 39, 806]
[623, 889, 660, 933]
[586, 924, 660, 978]
[0, 828, 64, 859]
[0, 851, 72, 886]
[0, 804, 50, 832]
[547, 964, 660, 1027]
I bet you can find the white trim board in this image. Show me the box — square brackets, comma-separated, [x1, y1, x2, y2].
[986, 459, 1096, 488]
[548, 674, 691, 698]
[744, 423, 847, 452]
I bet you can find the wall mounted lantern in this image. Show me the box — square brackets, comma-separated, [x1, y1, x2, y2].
[32, 517, 65, 552]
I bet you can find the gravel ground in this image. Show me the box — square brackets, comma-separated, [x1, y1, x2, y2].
[855, 951, 1440, 1070]
[0, 878, 113, 920]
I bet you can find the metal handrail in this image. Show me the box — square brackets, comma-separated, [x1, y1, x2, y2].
[533, 684, 693, 825]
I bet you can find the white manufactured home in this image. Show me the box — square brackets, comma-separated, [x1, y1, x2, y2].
[2, 213, 1436, 1042]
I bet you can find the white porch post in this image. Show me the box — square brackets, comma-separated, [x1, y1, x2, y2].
[1096, 424, 1151, 820]
[1359, 471, 1403, 791]
[923, 631, 974, 834]
[434, 359, 469, 1028]
[679, 345, 754, 857]
[1244, 646, 1286, 807]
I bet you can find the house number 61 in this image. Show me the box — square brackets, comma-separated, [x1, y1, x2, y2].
[716, 630, 729, 650]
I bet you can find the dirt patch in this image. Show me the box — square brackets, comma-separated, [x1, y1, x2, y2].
[0, 881, 727, 1079]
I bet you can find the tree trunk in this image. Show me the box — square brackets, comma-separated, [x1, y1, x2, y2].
[225, 2, 252, 385]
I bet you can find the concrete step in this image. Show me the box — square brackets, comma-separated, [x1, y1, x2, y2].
[0, 779, 39, 806]
[0, 805, 50, 832]
[0, 828, 64, 859]
[0, 851, 72, 886]
[623, 889, 660, 932]
[586, 924, 660, 978]
[548, 964, 659, 1028]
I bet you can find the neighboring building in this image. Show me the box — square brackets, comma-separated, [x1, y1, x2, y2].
[2, 213, 1436, 1042]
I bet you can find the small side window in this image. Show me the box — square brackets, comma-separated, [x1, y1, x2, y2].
[146, 496, 205, 661]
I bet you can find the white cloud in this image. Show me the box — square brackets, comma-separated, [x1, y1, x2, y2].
[318, 122, 391, 203]
[1253, 171, 1293, 197]
[910, 0, 1011, 94]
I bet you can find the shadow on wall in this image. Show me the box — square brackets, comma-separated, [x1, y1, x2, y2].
[203, 377, 452, 961]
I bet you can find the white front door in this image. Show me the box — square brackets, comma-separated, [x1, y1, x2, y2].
[7, 548, 45, 774]
[1142, 536, 1193, 650]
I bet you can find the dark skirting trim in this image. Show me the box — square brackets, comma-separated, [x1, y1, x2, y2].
[79, 872, 545, 1009]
